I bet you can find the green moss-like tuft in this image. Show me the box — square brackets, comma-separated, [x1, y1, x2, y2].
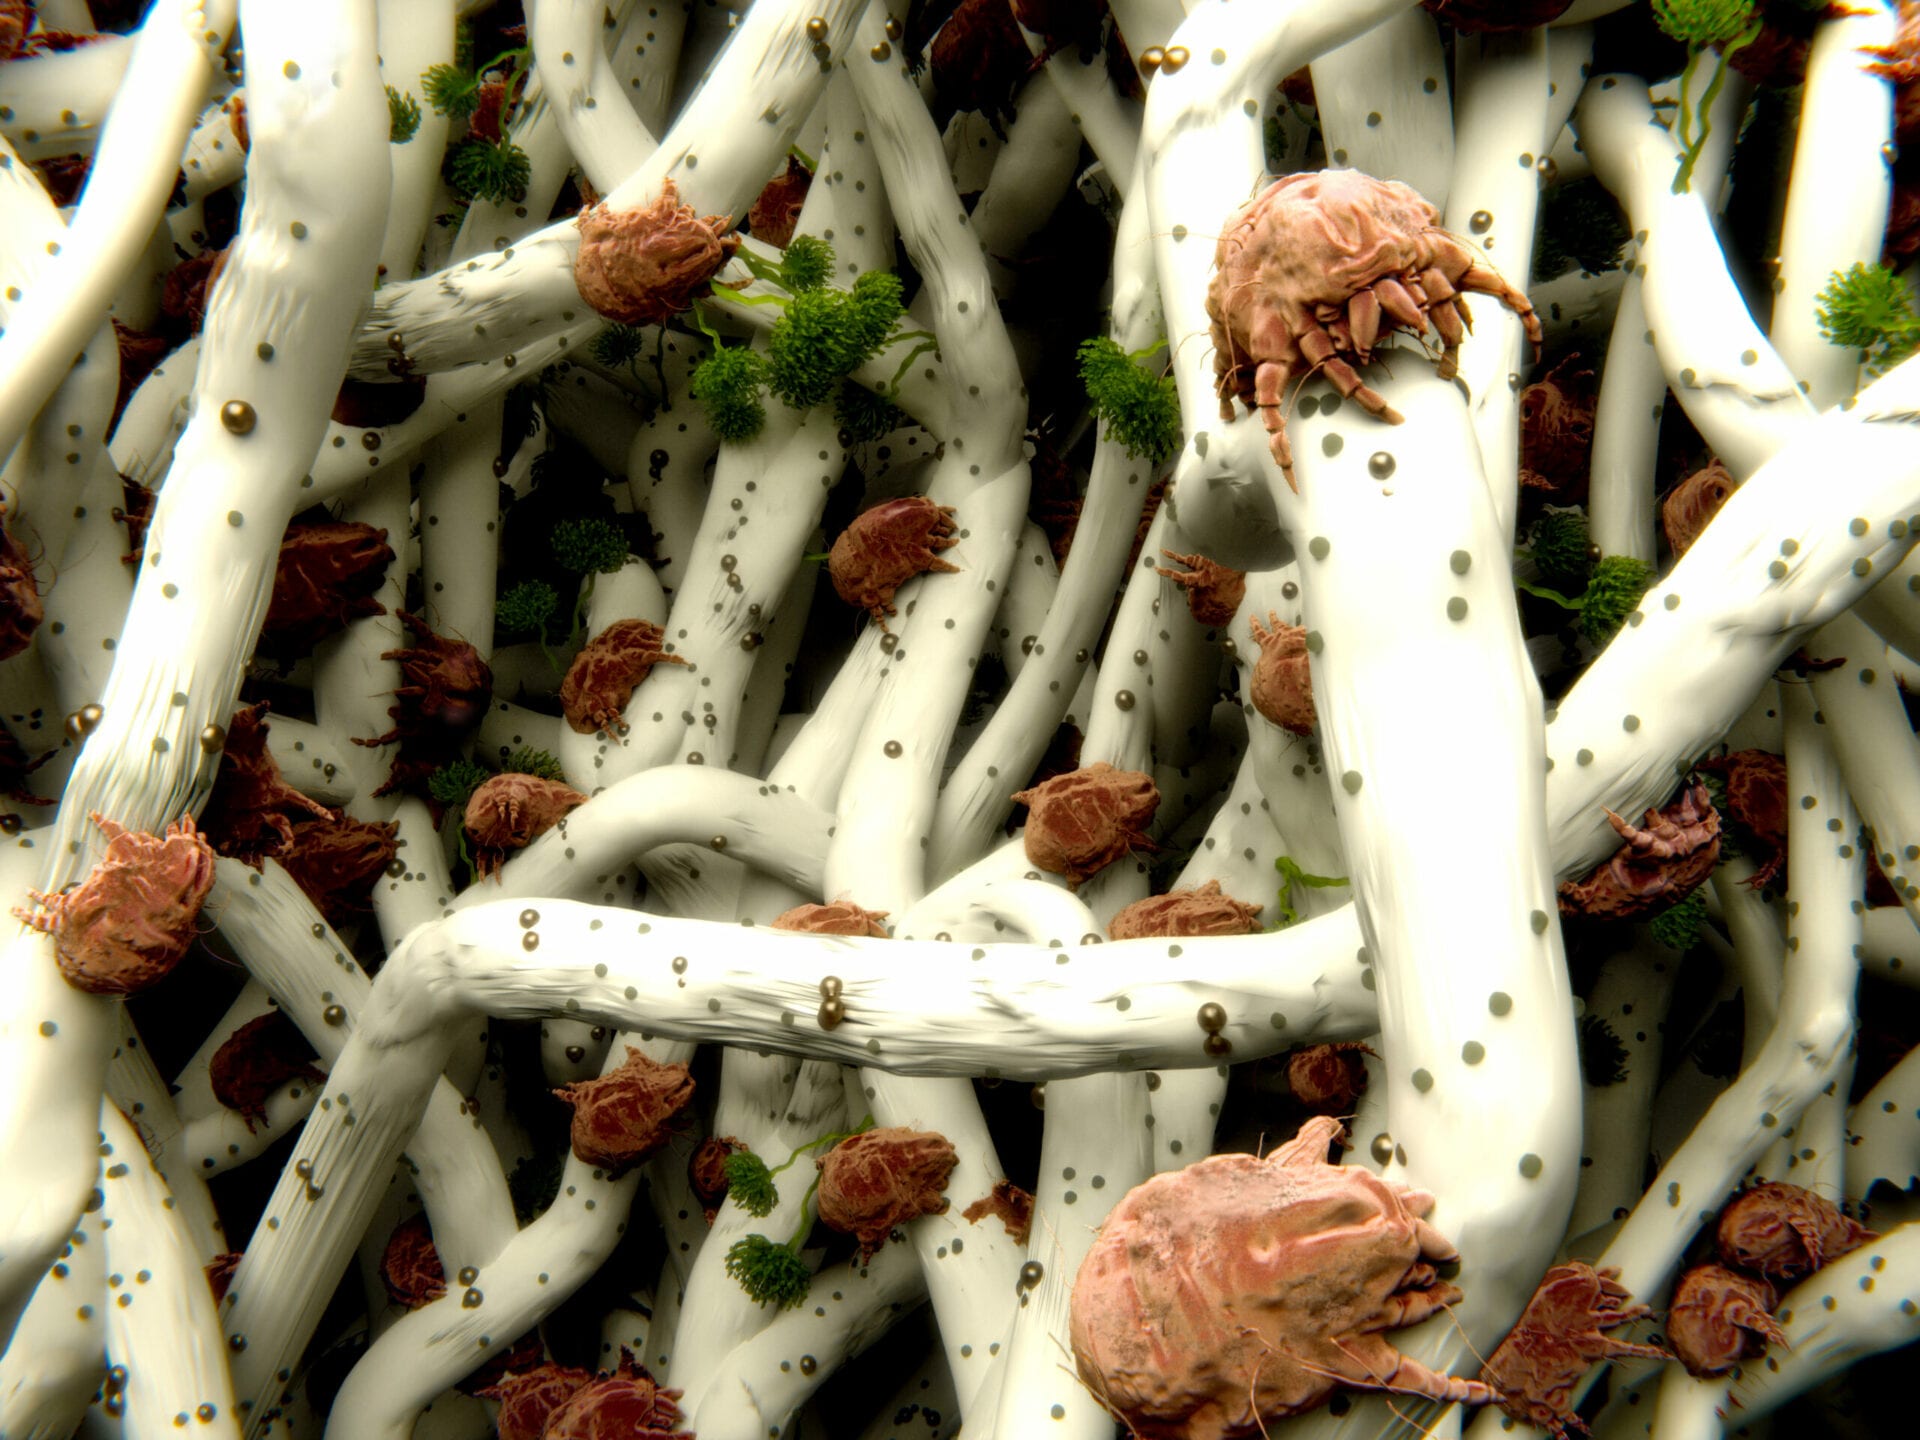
[724, 1151, 779, 1217]
[1652, 0, 1757, 47]
[844, 271, 906, 355]
[448, 138, 532, 205]
[421, 62, 481, 121]
[766, 272, 907, 411]
[550, 517, 629, 576]
[591, 324, 647, 369]
[835, 380, 905, 442]
[691, 345, 770, 442]
[501, 747, 566, 783]
[1816, 262, 1920, 374]
[1530, 509, 1594, 594]
[780, 234, 834, 293]
[495, 579, 558, 635]
[1577, 1013, 1630, 1087]
[1649, 889, 1709, 951]
[426, 758, 491, 812]
[1079, 336, 1181, 464]
[725, 1234, 812, 1309]
[1579, 555, 1656, 645]
[1534, 179, 1630, 278]
[388, 87, 422, 144]
[507, 1147, 565, 1221]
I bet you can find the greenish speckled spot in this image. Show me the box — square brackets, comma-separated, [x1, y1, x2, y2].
[1489, 991, 1513, 1016]
[1450, 550, 1471, 574]
[1446, 597, 1468, 621]
[1309, 536, 1330, 560]
[1304, 631, 1324, 654]
[1361, 969, 1376, 991]
[1322, 433, 1344, 458]
[1623, 715, 1640, 732]
[1341, 770, 1363, 794]
[1770, 560, 1790, 580]
[1664, 594, 1680, 610]
[1855, 558, 1874, 577]
[1530, 910, 1549, 934]
[1461, 1041, 1485, 1064]
[1411, 1068, 1433, 1092]
[1576, 748, 1593, 766]
[1852, 517, 1871, 536]
[1270, 1012, 1288, 1029]
[1518, 1153, 1543, 1178]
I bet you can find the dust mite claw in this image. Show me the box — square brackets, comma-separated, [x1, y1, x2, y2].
[1070, 1114, 1493, 1439]
[1154, 549, 1246, 627]
[1205, 168, 1542, 491]
[13, 813, 216, 997]
[1479, 1262, 1668, 1436]
[1557, 782, 1721, 920]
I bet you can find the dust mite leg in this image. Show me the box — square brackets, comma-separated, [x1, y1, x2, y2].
[1373, 275, 1428, 332]
[1349, 288, 1384, 357]
[1252, 359, 1297, 492]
